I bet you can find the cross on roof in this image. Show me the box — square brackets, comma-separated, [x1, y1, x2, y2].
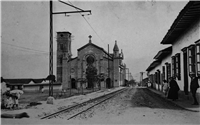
[89, 35, 92, 43]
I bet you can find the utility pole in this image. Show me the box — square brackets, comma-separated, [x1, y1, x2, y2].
[126, 68, 129, 81]
[108, 44, 110, 88]
[49, 0, 91, 96]
[49, 0, 53, 96]
[140, 72, 144, 86]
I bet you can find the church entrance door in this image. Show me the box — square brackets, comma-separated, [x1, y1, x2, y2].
[106, 78, 111, 88]
[71, 78, 76, 89]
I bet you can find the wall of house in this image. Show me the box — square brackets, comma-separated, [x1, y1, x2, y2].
[171, 18, 200, 93]
[158, 54, 172, 90]
[148, 64, 160, 90]
[148, 54, 172, 92]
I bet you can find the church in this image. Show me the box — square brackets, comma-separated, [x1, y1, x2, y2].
[56, 32, 126, 90]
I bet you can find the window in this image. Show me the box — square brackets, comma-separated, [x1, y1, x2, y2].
[162, 66, 165, 81]
[166, 63, 171, 82]
[175, 53, 181, 80]
[196, 43, 200, 76]
[149, 74, 153, 83]
[171, 56, 176, 78]
[157, 70, 161, 84]
[188, 45, 195, 76]
[155, 72, 157, 83]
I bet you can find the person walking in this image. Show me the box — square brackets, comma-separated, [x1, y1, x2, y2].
[167, 77, 180, 101]
[163, 80, 169, 97]
[190, 74, 199, 105]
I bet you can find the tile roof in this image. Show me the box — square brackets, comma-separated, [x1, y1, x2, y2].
[161, 1, 200, 44]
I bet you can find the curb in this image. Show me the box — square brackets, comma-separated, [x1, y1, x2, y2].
[147, 88, 199, 112]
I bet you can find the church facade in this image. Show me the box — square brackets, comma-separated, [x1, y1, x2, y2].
[56, 32, 126, 90]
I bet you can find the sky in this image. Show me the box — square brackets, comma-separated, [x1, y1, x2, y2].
[1, 0, 188, 81]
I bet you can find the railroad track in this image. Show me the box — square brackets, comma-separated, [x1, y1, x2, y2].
[40, 87, 128, 120]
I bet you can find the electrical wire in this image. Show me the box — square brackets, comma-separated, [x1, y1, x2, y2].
[68, 0, 106, 45]
[2, 42, 57, 55]
[2, 42, 47, 53]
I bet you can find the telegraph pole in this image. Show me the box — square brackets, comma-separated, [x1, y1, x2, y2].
[108, 44, 110, 88]
[49, 0, 53, 96]
[126, 68, 129, 81]
[140, 72, 144, 86]
[48, 0, 91, 96]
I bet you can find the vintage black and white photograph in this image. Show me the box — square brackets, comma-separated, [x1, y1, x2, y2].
[1, 0, 200, 124]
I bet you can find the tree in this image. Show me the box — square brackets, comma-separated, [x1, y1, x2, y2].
[127, 79, 137, 87]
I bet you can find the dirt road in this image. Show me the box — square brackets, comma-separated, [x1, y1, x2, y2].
[69, 87, 200, 124]
[2, 87, 200, 125]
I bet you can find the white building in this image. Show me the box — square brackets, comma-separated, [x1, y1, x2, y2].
[146, 1, 200, 94]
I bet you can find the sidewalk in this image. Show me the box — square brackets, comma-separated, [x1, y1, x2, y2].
[1, 87, 125, 118]
[148, 87, 200, 112]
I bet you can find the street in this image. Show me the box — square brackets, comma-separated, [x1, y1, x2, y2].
[68, 87, 200, 124]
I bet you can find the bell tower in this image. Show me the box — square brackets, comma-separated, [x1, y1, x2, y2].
[113, 41, 120, 87]
[56, 32, 72, 83]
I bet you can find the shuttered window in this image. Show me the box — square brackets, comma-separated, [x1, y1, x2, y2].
[155, 72, 157, 83]
[157, 70, 161, 84]
[175, 53, 181, 80]
[162, 66, 165, 81]
[196, 43, 200, 76]
[188, 45, 195, 76]
[171, 56, 176, 78]
[167, 63, 171, 81]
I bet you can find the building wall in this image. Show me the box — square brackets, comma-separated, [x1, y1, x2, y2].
[171, 18, 200, 93]
[61, 43, 123, 89]
[148, 54, 172, 91]
[149, 65, 159, 89]
[160, 53, 172, 90]
[57, 32, 72, 83]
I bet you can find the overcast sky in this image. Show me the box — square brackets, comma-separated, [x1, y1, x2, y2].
[1, 0, 188, 81]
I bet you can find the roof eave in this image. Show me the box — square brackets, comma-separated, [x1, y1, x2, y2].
[160, 1, 200, 45]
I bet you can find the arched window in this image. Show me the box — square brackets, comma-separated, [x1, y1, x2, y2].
[86, 55, 95, 65]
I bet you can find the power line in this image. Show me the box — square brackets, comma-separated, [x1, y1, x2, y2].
[82, 16, 105, 44]
[1, 42, 57, 55]
[2, 42, 48, 53]
[68, 0, 105, 45]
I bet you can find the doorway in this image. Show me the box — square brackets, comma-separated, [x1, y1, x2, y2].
[106, 78, 111, 88]
[71, 78, 76, 89]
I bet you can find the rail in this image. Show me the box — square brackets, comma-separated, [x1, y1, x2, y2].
[40, 87, 127, 120]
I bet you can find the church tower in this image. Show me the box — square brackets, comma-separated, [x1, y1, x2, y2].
[56, 32, 72, 84]
[113, 41, 120, 87]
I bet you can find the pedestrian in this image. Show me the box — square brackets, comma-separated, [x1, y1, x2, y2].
[2, 90, 14, 109]
[10, 86, 24, 108]
[40, 86, 44, 93]
[167, 77, 180, 101]
[147, 81, 151, 88]
[190, 73, 199, 105]
[163, 80, 169, 97]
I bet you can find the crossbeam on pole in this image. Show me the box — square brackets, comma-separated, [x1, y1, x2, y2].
[53, 10, 91, 15]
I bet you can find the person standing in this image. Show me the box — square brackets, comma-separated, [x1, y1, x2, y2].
[163, 80, 169, 97]
[167, 77, 180, 101]
[10, 86, 24, 108]
[190, 74, 199, 105]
